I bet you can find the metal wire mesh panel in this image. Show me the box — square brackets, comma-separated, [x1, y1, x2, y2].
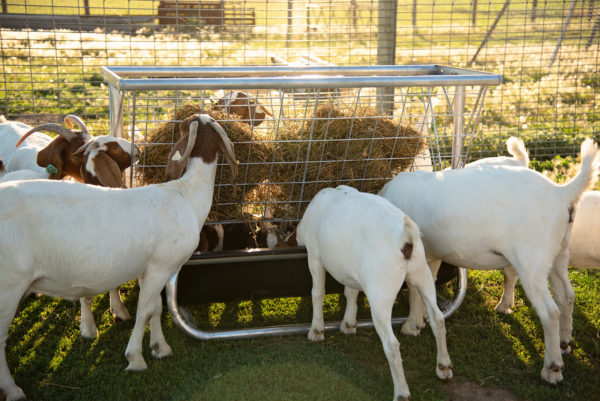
[0, 0, 597, 162]
[104, 65, 500, 227]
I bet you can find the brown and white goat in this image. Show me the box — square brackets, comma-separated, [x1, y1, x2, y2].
[216, 91, 273, 126]
[14, 116, 140, 339]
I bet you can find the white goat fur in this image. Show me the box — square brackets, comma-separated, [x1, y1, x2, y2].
[469, 138, 600, 315]
[0, 115, 235, 401]
[296, 185, 452, 401]
[0, 117, 50, 174]
[379, 138, 599, 385]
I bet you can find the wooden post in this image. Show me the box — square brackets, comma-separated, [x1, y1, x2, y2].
[84, 0, 90, 16]
[2, 0, 8, 14]
[377, 0, 397, 114]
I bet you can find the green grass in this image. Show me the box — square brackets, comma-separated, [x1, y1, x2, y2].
[5, 268, 599, 401]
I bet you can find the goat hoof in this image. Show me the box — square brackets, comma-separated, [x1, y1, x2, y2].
[436, 363, 453, 381]
[340, 321, 357, 335]
[125, 352, 147, 371]
[80, 327, 99, 340]
[400, 321, 422, 337]
[4, 385, 26, 401]
[494, 303, 512, 314]
[113, 309, 132, 322]
[396, 395, 411, 401]
[560, 340, 574, 354]
[308, 329, 324, 342]
[541, 364, 563, 384]
[151, 342, 173, 359]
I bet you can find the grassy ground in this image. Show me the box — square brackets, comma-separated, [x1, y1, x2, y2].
[4, 268, 599, 401]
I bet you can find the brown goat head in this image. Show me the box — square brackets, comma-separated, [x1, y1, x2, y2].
[16, 115, 92, 181]
[75, 136, 140, 188]
[165, 114, 237, 186]
[216, 91, 273, 126]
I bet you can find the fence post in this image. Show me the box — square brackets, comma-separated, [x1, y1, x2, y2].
[84, 0, 90, 16]
[376, 0, 397, 114]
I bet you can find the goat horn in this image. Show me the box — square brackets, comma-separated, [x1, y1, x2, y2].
[63, 115, 90, 136]
[178, 120, 198, 163]
[16, 124, 77, 147]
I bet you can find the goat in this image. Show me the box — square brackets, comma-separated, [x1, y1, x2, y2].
[296, 185, 452, 401]
[215, 91, 273, 126]
[467, 138, 600, 314]
[379, 138, 599, 384]
[0, 116, 51, 174]
[0, 113, 237, 401]
[7, 117, 141, 339]
[465, 136, 529, 169]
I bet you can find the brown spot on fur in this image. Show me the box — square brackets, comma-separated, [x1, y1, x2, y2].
[402, 242, 413, 260]
[216, 91, 272, 126]
[165, 114, 237, 184]
[37, 135, 87, 181]
[0, 157, 4, 173]
[568, 204, 575, 223]
[560, 340, 574, 351]
[491, 250, 504, 257]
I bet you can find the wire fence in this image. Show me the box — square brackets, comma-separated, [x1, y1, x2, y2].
[0, 0, 598, 160]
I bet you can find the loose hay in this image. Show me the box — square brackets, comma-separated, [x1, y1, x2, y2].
[136, 102, 426, 222]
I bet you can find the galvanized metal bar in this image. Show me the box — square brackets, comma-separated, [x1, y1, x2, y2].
[108, 84, 124, 138]
[451, 85, 466, 169]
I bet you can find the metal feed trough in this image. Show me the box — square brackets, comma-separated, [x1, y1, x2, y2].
[102, 65, 501, 340]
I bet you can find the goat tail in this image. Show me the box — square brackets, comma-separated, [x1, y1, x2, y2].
[562, 138, 600, 205]
[506, 137, 529, 166]
[400, 214, 421, 260]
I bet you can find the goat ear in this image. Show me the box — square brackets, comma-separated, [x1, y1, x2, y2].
[36, 139, 68, 179]
[89, 150, 124, 188]
[164, 134, 189, 181]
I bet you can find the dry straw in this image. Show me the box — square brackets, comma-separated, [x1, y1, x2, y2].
[136, 102, 426, 221]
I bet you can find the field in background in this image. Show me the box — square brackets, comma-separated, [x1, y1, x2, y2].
[0, 0, 598, 160]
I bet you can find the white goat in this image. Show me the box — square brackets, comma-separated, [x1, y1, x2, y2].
[296, 185, 452, 401]
[0, 115, 50, 174]
[465, 136, 529, 169]
[379, 138, 599, 384]
[468, 138, 600, 313]
[0, 114, 237, 401]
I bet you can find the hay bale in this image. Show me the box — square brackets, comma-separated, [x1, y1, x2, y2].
[136, 104, 275, 220]
[267, 104, 426, 218]
[136, 102, 426, 222]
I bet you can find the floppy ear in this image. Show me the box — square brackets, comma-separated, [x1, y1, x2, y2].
[164, 133, 190, 181]
[88, 150, 124, 188]
[36, 138, 69, 179]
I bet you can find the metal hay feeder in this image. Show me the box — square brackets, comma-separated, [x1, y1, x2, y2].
[102, 65, 501, 340]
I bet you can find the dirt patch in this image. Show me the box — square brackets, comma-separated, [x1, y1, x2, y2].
[445, 380, 520, 401]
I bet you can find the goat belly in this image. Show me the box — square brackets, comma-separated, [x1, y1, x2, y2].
[438, 249, 510, 270]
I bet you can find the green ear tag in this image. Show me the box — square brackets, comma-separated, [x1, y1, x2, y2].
[46, 164, 58, 174]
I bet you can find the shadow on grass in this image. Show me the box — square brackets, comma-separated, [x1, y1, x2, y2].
[5, 270, 599, 401]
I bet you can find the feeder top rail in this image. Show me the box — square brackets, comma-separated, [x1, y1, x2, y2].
[101, 65, 502, 91]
